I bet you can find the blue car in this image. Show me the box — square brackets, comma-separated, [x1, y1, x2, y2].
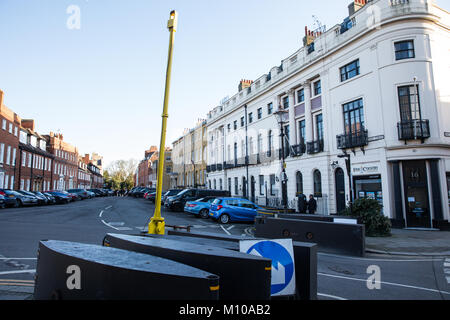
[209, 197, 261, 224]
[184, 197, 218, 219]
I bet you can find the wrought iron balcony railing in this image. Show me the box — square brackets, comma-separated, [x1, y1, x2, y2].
[306, 139, 324, 154]
[291, 143, 306, 157]
[397, 119, 430, 142]
[336, 129, 368, 150]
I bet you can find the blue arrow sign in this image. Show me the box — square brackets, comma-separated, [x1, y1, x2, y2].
[241, 239, 296, 296]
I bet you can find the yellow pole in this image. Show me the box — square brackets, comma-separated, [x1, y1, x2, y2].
[148, 10, 178, 235]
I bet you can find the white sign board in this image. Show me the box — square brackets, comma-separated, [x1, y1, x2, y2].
[240, 239, 296, 297]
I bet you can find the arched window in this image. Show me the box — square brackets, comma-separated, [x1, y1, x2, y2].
[313, 170, 322, 197]
[208, 180, 211, 189]
[214, 179, 217, 190]
[219, 178, 223, 190]
[296, 171, 303, 194]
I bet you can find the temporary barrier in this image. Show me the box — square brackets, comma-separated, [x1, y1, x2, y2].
[102, 233, 272, 300]
[276, 213, 361, 224]
[255, 216, 365, 257]
[167, 229, 317, 300]
[34, 240, 219, 300]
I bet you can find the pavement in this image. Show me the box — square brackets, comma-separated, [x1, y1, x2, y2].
[366, 228, 450, 256]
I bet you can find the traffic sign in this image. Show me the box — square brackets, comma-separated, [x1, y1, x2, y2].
[240, 239, 296, 296]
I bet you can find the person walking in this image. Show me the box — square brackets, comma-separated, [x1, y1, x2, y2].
[307, 194, 317, 214]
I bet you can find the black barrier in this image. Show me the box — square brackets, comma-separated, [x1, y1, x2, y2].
[167, 229, 317, 300]
[276, 213, 362, 224]
[255, 216, 365, 257]
[103, 233, 272, 300]
[34, 240, 219, 300]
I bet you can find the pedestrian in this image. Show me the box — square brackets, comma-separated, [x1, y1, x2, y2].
[307, 194, 317, 214]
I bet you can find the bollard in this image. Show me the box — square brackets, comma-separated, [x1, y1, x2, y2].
[34, 240, 219, 300]
[103, 233, 272, 300]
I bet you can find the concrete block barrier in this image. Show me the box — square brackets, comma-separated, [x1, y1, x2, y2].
[34, 240, 219, 300]
[103, 233, 272, 300]
[255, 216, 365, 257]
[167, 229, 317, 300]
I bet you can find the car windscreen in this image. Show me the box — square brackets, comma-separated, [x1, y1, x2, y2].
[212, 199, 222, 205]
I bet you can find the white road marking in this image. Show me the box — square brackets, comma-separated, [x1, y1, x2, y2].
[115, 227, 133, 231]
[446, 276, 450, 284]
[319, 252, 445, 262]
[0, 258, 36, 260]
[0, 269, 36, 276]
[101, 220, 120, 231]
[318, 272, 450, 295]
[105, 206, 112, 210]
[99, 210, 104, 218]
[317, 293, 348, 300]
[227, 225, 235, 231]
[220, 225, 231, 235]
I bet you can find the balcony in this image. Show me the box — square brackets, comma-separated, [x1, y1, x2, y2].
[210, 164, 217, 172]
[216, 163, 223, 171]
[336, 129, 368, 150]
[291, 143, 306, 157]
[397, 119, 430, 143]
[306, 139, 324, 154]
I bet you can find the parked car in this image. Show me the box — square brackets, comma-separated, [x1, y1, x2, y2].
[133, 188, 154, 198]
[46, 191, 71, 204]
[31, 191, 54, 205]
[49, 190, 78, 201]
[0, 195, 6, 209]
[17, 190, 46, 205]
[41, 192, 57, 205]
[166, 189, 231, 212]
[67, 189, 90, 200]
[88, 189, 107, 197]
[209, 197, 261, 224]
[184, 196, 218, 219]
[0, 189, 38, 207]
[163, 189, 183, 205]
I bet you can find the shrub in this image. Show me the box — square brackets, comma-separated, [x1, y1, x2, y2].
[340, 198, 391, 237]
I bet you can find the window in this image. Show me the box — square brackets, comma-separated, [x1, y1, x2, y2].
[227, 124, 231, 132]
[19, 130, 27, 144]
[4, 175, 8, 189]
[296, 171, 303, 194]
[22, 151, 26, 166]
[219, 179, 223, 190]
[398, 85, 421, 121]
[313, 170, 322, 197]
[282, 96, 289, 109]
[228, 178, 231, 193]
[248, 112, 253, 123]
[284, 125, 290, 157]
[241, 116, 245, 127]
[267, 103, 273, 115]
[0, 143, 4, 164]
[297, 89, 305, 104]
[234, 177, 238, 195]
[8, 123, 12, 134]
[340, 59, 360, 82]
[257, 108, 262, 119]
[299, 120, 306, 143]
[14, 126, 18, 136]
[12, 148, 16, 167]
[257, 134, 263, 154]
[316, 114, 324, 141]
[314, 80, 321, 96]
[270, 174, 276, 196]
[30, 136, 37, 147]
[259, 175, 264, 195]
[233, 120, 237, 130]
[2, 119, 6, 130]
[395, 40, 415, 60]
[6, 146, 11, 165]
[343, 98, 365, 135]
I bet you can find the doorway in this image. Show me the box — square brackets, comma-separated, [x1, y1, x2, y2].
[402, 160, 431, 228]
[250, 176, 256, 203]
[335, 168, 346, 214]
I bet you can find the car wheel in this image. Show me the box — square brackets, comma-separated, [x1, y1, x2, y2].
[219, 214, 230, 225]
[199, 209, 210, 219]
[15, 200, 22, 208]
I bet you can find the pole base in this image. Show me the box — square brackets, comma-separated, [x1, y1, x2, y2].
[148, 217, 165, 235]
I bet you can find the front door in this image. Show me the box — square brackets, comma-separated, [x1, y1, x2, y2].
[335, 168, 346, 214]
[402, 160, 431, 228]
[250, 176, 255, 203]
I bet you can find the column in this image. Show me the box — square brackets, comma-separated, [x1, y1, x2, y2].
[303, 81, 313, 142]
[287, 89, 296, 146]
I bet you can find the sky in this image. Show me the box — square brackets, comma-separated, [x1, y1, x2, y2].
[1, 0, 448, 168]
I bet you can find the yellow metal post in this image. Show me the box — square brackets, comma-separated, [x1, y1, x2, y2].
[148, 10, 178, 235]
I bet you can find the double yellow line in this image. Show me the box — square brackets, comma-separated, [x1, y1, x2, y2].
[0, 279, 34, 287]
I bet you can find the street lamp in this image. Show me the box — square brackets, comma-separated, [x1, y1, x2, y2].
[273, 106, 288, 211]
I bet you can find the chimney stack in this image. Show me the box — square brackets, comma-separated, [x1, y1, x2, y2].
[238, 79, 253, 92]
[0, 89, 3, 108]
[348, 0, 367, 16]
[21, 119, 35, 131]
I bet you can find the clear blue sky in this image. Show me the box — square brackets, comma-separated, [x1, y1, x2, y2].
[1, 0, 447, 168]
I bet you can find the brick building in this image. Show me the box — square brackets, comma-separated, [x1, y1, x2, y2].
[136, 146, 158, 187]
[81, 153, 103, 189]
[0, 90, 20, 190]
[17, 120, 54, 191]
[44, 132, 79, 191]
[77, 157, 91, 189]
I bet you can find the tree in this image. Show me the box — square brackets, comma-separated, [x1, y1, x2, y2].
[104, 159, 137, 190]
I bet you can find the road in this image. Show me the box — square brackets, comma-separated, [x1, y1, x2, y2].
[0, 196, 448, 300]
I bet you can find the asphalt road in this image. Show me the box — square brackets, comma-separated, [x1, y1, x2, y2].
[0, 196, 448, 300]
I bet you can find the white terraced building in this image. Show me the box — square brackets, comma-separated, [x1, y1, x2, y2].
[205, 0, 450, 230]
